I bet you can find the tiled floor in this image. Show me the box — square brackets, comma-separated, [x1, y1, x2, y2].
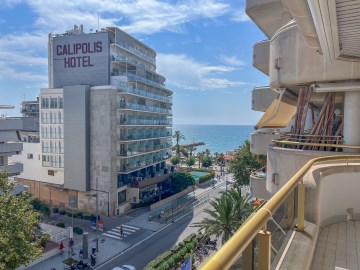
[312, 221, 360, 270]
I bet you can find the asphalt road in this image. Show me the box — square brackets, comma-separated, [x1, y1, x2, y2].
[95, 211, 197, 270]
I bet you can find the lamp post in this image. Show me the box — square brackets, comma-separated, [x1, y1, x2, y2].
[70, 200, 75, 227]
[91, 189, 110, 217]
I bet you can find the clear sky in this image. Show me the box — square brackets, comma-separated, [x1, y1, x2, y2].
[0, 0, 267, 125]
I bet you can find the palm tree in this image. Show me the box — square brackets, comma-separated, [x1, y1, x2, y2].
[216, 153, 226, 176]
[196, 152, 205, 168]
[173, 130, 185, 155]
[188, 146, 197, 157]
[193, 189, 252, 244]
[193, 194, 237, 244]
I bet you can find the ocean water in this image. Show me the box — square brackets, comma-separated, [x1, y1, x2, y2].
[172, 125, 254, 154]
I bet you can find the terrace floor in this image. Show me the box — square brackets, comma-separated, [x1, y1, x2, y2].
[312, 221, 360, 270]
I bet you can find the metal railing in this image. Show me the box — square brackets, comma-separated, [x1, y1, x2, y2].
[201, 155, 360, 270]
[118, 102, 172, 114]
[274, 134, 344, 151]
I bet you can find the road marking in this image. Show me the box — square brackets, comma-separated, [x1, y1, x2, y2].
[115, 226, 137, 233]
[121, 224, 140, 230]
[102, 224, 141, 240]
[102, 233, 127, 240]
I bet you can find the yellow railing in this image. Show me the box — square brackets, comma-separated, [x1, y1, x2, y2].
[272, 140, 360, 150]
[201, 155, 360, 270]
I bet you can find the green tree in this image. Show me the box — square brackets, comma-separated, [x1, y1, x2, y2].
[228, 140, 262, 187]
[187, 146, 197, 157]
[170, 155, 180, 167]
[0, 172, 43, 269]
[173, 131, 185, 155]
[193, 189, 252, 244]
[186, 157, 195, 168]
[202, 155, 213, 168]
[216, 153, 226, 175]
[196, 152, 204, 168]
[169, 172, 195, 193]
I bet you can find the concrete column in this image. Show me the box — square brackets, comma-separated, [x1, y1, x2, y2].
[344, 91, 360, 152]
[258, 230, 271, 270]
[82, 232, 89, 259]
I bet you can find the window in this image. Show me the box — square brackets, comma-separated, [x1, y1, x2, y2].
[41, 98, 49, 109]
[48, 170, 55, 176]
[118, 190, 127, 205]
[59, 97, 63, 108]
[0, 156, 4, 166]
[27, 153, 33, 159]
[50, 98, 57, 109]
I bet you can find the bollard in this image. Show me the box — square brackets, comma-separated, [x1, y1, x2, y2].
[82, 232, 89, 259]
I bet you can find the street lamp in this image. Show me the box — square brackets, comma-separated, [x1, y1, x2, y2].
[70, 200, 75, 227]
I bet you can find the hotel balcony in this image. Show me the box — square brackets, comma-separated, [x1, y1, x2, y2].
[118, 131, 171, 141]
[253, 40, 270, 75]
[0, 142, 22, 154]
[118, 118, 172, 126]
[111, 78, 172, 104]
[250, 131, 281, 155]
[0, 162, 23, 175]
[128, 171, 173, 189]
[118, 102, 172, 115]
[111, 72, 169, 91]
[110, 43, 156, 65]
[250, 167, 271, 200]
[252, 86, 278, 112]
[118, 143, 172, 157]
[118, 153, 170, 173]
[202, 154, 360, 270]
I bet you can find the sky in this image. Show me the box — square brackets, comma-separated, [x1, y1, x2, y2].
[0, 0, 267, 125]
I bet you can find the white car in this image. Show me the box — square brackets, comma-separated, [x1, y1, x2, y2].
[112, 265, 136, 270]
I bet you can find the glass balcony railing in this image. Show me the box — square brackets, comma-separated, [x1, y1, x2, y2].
[115, 84, 172, 103]
[118, 102, 172, 114]
[118, 143, 172, 157]
[111, 72, 167, 90]
[111, 43, 156, 65]
[118, 119, 172, 126]
[118, 153, 170, 172]
[118, 132, 171, 141]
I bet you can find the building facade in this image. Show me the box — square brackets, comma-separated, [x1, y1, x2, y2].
[16, 26, 173, 216]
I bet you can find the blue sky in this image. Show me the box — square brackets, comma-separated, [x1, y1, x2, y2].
[0, 0, 267, 125]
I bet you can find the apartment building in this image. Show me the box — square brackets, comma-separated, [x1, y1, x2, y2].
[16, 26, 173, 216]
[203, 1, 360, 269]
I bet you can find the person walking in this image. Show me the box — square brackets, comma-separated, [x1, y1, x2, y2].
[69, 238, 74, 253]
[120, 225, 124, 238]
[59, 241, 64, 255]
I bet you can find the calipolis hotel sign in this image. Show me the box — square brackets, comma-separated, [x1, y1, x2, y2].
[52, 31, 110, 88]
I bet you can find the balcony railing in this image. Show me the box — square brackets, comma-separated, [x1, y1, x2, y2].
[118, 102, 172, 114]
[111, 43, 156, 65]
[116, 85, 172, 103]
[118, 144, 172, 157]
[119, 119, 172, 126]
[113, 72, 167, 90]
[202, 153, 360, 270]
[273, 133, 344, 151]
[118, 132, 171, 141]
[118, 155, 170, 172]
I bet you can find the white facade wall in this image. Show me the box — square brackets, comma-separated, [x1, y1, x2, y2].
[12, 142, 64, 185]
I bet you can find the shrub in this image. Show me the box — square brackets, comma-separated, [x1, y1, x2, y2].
[67, 212, 75, 217]
[59, 209, 66, 215]
[40, 233, 50, 248]
[73, 227, 83, 235]
[56, 222, 65, 228]
[83, 214, 92, 221]
[31, 198, 50, 216]
[183, 233, 196, 243]
[198, 172, 215, 184]
[52, 207, 59, 213]
[76, 212, 83, 219]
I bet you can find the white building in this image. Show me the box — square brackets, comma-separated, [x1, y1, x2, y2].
[17, 26, 173, 216]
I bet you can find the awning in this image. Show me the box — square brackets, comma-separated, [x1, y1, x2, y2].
[255, 95, 297, 129]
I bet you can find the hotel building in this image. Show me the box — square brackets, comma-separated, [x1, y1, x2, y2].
[203, 1, 360, 269]
[16, 25, 173, 216]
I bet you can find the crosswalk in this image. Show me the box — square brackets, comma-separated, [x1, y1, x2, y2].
[102, 224, 140, 240]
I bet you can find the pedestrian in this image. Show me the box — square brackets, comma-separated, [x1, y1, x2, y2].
[69, 238, 74, 253]
[59, 241, 64, 255]
[120, 225, 124, 238]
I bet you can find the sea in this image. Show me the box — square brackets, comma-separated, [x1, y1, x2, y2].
[172, 125, 254, 155]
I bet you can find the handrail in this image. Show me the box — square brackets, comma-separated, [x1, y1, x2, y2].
[273, 140, 360, 150]
[201, 155, 360, 270]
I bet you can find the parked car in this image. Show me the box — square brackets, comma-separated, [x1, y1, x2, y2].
[112, 265, 136, 270]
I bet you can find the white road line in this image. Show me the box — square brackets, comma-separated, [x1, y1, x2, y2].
[121, 224, 140, 230]
[115, 227, 137, 233]
[102, 233, 127, 240]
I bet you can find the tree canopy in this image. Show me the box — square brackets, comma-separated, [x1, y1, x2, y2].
[0, 172, 43, 269]
[228, 140, 263, 187]
[173, 130, 185, 155]
[169, 172, 195, 193]
[193, 188, 252, 243]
